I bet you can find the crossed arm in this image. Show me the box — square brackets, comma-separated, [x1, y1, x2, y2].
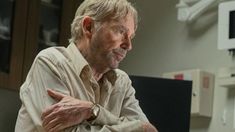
[41, 89, 158, 132]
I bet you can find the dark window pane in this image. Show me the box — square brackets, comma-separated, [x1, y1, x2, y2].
[229, 11, 235, 39]
[38, 0, 63, 52]
[0, 0, 15, 73]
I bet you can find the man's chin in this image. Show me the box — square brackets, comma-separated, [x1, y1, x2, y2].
[107, 58, 122, 69]
[109, 62, 120, 69]
[110, 65, 119, 69]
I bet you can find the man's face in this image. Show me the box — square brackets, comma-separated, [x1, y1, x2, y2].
[89, 14, 135, 69]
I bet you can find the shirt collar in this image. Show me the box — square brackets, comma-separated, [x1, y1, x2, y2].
[103, 70, 117, 86]
[67, 42, 90, 76]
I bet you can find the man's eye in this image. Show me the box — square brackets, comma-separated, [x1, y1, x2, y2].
[119, 29, 125, 34]
[114, 28, 125, 35]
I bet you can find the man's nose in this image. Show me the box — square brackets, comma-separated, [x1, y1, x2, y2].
[121, 37, 132, 51]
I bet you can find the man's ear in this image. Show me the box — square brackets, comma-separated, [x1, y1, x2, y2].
[82, 16, 94, 39]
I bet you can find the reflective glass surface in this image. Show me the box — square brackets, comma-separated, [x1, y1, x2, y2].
[0, 0, 15, 73]
[38, 0, 62, 51]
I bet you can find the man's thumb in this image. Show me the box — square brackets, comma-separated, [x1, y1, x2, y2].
[47, 89, 66, 101]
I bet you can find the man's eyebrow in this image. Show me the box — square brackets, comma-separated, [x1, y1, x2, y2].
[119, 25, 135, 39]
[119, 25, 128, 31]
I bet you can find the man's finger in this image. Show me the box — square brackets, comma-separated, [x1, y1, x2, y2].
[43, 113, 61, 130]
[47, 89, 66, 101]
[48, 123, 64, 132]
[41, 104, 58, 120]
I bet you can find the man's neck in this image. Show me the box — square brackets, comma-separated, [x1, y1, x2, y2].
[76, 41, 109, 81]
[91, 68, 106, 81]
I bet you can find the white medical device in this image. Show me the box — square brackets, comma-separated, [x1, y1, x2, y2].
[218, 1, 235, 50]
[176, 0, 218, 22]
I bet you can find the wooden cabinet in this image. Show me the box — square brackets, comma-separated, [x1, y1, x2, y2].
[0, 0, 28, 90]
[0, 0, 83, 90]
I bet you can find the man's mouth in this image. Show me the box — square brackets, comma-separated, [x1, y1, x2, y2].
[114, 51, 125, 61]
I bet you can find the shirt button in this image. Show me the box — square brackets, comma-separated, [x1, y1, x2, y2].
[85, 125, 91, 130]
[91, 83, 98, 90]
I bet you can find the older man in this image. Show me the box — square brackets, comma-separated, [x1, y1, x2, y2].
[15, 0, 158, 131]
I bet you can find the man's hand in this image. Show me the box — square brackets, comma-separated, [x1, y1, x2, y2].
[41, 89, 93, 132]
[142, 122, 158, 132]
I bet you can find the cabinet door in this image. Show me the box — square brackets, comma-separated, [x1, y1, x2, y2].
[22, 0, 83, 81]
[0, 0, 28, 90]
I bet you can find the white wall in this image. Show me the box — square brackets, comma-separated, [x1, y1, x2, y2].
[121, 0, 235, 132]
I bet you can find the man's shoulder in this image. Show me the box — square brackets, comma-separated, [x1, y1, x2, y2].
[114, 69, 128, 76]
[114, 69, 130, 81]
[36, 46, 69, 64]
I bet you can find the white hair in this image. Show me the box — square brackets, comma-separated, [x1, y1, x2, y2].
[69, 0, 138, 43]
